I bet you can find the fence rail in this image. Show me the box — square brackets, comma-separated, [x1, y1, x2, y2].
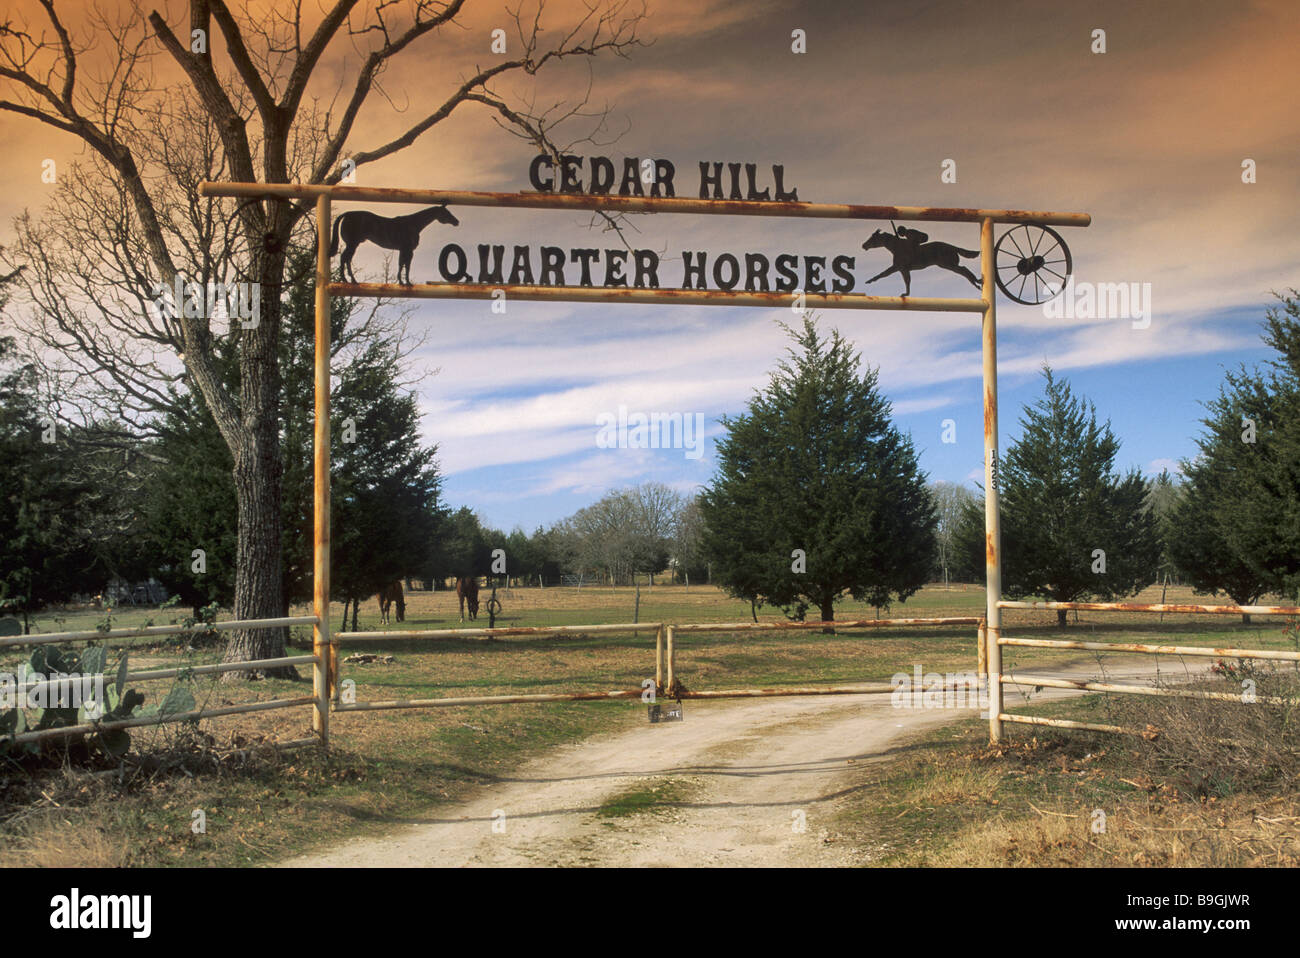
[335, 622, 659, 641]
[671, 616, 979, 633]
[5, 695, 318, 746]
[335, 615, 977, 713]
[334, 679, 983, 713]
[999, 636, 1300, 661]
[0, 615, 319, 650]
[997, 600, 1300, 616]
[1, 617, 325, 748]
[988, 600, 1300, 740]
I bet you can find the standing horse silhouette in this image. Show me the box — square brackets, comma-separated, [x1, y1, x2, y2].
[862, 226, 981, 296]
[377, 580, 405, 625]
[455, 576, 480, 623]
[329, 204, 459, 285]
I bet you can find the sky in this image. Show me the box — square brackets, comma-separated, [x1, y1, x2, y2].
[1, 0, 1297, 533]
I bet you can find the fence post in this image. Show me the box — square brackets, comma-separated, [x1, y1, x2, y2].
[665, 625, 676, 695]
[312, 193, 332, 748]
[655, 625, 664, 694]
[981, 216, 1004, 744]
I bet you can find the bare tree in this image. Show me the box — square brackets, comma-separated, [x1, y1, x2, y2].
[562, 482, 682, 585]
[0, 0, 645, 677]
[929, 480, 976, 586]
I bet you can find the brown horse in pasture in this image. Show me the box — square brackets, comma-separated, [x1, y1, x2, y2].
[377, 580, 405, 625]
[455, 576, 480, 622]
[329, 204, 459, 285]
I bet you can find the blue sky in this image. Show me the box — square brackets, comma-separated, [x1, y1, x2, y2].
[431, 295, 1284, 533]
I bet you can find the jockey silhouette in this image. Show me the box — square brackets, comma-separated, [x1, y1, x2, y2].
[895, 224, 929, 261]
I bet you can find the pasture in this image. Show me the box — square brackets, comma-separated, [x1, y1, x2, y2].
[2, 581, 1297, 866]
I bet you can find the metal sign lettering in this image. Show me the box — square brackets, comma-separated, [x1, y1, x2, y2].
[322, 158, 1074, 301]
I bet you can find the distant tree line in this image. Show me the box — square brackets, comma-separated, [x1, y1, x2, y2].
[6, 282, 1299, 631]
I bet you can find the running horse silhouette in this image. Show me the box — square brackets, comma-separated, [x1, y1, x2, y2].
[861, 225, 982, 296]
[329, 204, 459, 285]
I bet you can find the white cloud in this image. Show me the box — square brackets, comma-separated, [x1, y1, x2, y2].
[1146, 458, 1184, 477]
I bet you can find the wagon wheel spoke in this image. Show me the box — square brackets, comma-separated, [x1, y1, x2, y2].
[1006, 228, 1031, 259]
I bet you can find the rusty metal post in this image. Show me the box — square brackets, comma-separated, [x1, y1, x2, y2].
[312, 194, 332, 747]
[977, 620, 987, 684]
[665, 625, 676, 696]
[981, 217, 1003, 743]
[655, 624, 664, 694]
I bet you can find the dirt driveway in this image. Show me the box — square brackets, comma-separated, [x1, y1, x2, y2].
[281, 659, 1187, 867]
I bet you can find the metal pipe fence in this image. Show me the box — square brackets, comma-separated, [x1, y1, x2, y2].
[987, 600, 1300, 738]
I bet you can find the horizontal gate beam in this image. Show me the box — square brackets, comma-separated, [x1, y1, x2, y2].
[198, 181, 1091, 227]
[330, 281, 988, 312]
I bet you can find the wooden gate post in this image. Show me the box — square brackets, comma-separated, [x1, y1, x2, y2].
[313, 194, 332, 747]
[665, 625, 676, 695]
[980, 217, 1004, 743]
[655, 624, 664, 694]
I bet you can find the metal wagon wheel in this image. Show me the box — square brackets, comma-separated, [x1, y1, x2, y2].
[993, 224, 1072, 305]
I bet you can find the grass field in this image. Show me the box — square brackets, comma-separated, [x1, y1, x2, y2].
[2, 582, 1297, 866]
[832, 697, 1300, 867]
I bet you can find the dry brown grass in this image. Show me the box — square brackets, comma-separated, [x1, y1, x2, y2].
[1106, 665, 1300, 799]
[927, 796, 1300, 867]
[843, 715, 1300, 867]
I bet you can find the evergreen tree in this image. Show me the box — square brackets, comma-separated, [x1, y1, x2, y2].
[140, 253, 446, 639]
[143, 387, 239, 613]
[699, 317, 935, 624]
[1169, 293, 1300, 616]
[998, 367, 1161, 625]
[330, 336, 445, 627]
[1145, 469, 1183, 585]
[431, 507, 491, 582]
[952, 494, 986, 585]
[0, 337, 99, 628]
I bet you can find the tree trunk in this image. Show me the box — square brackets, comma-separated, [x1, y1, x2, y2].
[221, 241, 295, 681]
[819, 597, 835, 635]
[1242, 613, 1251, 625]
[1057, 608, 1068, 627]
[222, 434, 292, 679]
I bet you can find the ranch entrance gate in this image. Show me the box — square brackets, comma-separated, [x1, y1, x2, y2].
[197, 177, 1093, 748]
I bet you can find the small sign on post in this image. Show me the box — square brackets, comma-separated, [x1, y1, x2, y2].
[648, 701, 683, 723]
